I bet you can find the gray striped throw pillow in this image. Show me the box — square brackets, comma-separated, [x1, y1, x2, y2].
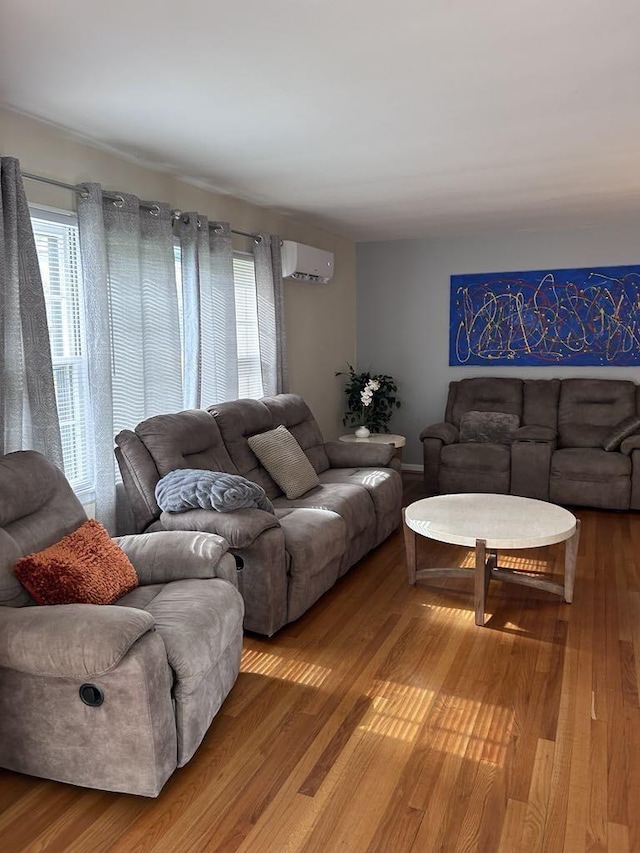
[247, 425, 319, 499]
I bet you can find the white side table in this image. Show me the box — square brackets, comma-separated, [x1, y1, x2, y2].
[339, 433, 406, 461]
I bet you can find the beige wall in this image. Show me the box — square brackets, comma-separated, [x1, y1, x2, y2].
[0, 107, 356, 439]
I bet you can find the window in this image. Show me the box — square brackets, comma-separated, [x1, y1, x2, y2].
[173, 247, 263, 400]
[31, 209, 94, 498]
[233, 253, 263, 399]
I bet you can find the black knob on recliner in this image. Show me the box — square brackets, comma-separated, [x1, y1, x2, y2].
[79, 683, 104, 707]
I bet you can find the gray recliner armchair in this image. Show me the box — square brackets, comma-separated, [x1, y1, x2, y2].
[0, 450, 245, 797]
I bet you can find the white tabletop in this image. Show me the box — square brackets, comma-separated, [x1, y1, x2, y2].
[339, 433, 406, 448]
[404, 493, 576, 549]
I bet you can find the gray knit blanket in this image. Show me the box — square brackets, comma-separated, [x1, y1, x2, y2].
[155, 469, 274, 514]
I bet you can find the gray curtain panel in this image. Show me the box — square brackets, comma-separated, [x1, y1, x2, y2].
[0, 156, 63, 467]
[77, 185, 183, 533]
[254, 233, 288, 395]
[176, 215, 238, 408]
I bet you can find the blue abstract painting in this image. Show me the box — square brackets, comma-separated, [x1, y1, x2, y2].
[449, 264, 640, 366]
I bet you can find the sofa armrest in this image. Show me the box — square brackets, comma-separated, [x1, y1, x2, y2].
[324, 440, 394, 468]
[514, 425, 557, 444]
[159, 507, 280, 549]
[620, 435, 640, 455]
[419, 422, 459, 445]
[0, 604, 154, 678]
[114, 531, 230, 584]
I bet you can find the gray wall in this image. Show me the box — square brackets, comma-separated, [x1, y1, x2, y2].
[356, 218, 640, 466]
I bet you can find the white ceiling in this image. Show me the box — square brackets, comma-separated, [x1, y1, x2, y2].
[2, 0, 639, 241]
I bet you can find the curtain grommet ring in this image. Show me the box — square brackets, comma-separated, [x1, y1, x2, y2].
[213, 224, 225, 234]
[113, 195, 125, 209]
[149, 204, 161, 217]
[254, 235, 264, 245]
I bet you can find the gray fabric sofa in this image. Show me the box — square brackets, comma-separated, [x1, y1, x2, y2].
[0, 450, 244, 797]
[421, 377, 640, 511]
[115, 393, 403, 636]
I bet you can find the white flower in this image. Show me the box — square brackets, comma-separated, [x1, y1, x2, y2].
[360, 378, 380, 408]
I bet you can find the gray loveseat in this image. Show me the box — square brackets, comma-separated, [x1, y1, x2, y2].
[0, 451, 245, 796]
[115, 393, 403, 636]
[421, 377, 640, 511]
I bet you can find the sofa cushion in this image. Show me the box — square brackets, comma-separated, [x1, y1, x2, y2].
[602, 415, 640, 452]
[132, 578, 243, 691]
[276, 508, 345, 623]
[318, 467, 402, 522]
[522, 379, 561, 430]
[273, 481, 375, 539]
[119, 577, 244, 765]
[14, 520, 138, 606]
[248, 426, 320, 499]
[261, 394, 330, 474]
[441, 442, 511, 473]
[448, 377, 523, 427]
[550, 448, 631, 510]
[211, 398, 282, 499]
[135, 410, 237, 478]
[0, 452, 87, 605]
[459, 411, 520, 445]
[551, 447, 631, 482]
[557, 379, 637, 448]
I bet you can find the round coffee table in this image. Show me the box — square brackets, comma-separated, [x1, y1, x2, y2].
[403, 493, 580, 626]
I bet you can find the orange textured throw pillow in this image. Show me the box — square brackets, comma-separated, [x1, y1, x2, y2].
[14, 519, 139, 605]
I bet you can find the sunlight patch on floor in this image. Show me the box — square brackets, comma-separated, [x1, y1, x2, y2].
[356, 677, 514, 763]
[427, 693, 512, 764]
[358, 680, 435, 741]
[241, 649, 332, 687]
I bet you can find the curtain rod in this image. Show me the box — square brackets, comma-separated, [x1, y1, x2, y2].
[22, 172, 260, 240]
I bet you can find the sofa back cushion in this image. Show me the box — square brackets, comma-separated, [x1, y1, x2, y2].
[211, 394, 330, 500]
[446, 378, 523, 427]
[135, 410, 237, 478]
[211, 398, 283, 499]
[522, 379, 561, 429]
[261, 394, 330, 474]
[0, 451, 87, 607]
[558, 379, 638, 448]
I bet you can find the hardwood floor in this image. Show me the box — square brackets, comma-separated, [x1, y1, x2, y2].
[1, 474, 639, 852]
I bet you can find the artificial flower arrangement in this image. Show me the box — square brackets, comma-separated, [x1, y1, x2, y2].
[336, 364, 401, 433]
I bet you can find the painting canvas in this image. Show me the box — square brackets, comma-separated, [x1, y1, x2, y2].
[449, 264, 640, 366]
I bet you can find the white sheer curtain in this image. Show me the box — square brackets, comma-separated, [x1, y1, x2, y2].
[254, 233, 288, 396]
[177, 215, 238, 407]
[77, 185, 183, 532]
[0, 157, 63, 465]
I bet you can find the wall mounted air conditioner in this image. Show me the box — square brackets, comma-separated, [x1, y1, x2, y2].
[281, 240, 334, 283]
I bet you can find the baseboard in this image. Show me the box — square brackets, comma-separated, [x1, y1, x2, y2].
[401, 463, 423, 473]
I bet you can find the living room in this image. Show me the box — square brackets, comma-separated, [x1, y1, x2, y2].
[1, 1, 640, 851]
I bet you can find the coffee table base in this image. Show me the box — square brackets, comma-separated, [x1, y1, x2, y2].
[402, 509, 581, 627]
